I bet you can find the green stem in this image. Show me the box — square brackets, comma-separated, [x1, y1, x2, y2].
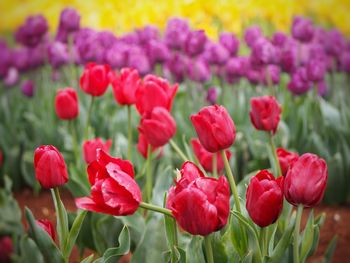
[127, 105, 132, 160]
[139, 202, 173, 217]
[69, 120, 80, 167]
[145, 145, 153, 202]
[266, 66, 275, 96]
[260, 227, 268, 258]
[212, 153, 218, 178]
[269, 133, 283, 177]
[84, 96, 95, 139]
[51, 188, 68, 249]
[220, 150, 241, 213]
[169, 139, 188, 162]
[204, 235, 214, 263]
[294, 205, 303, 263]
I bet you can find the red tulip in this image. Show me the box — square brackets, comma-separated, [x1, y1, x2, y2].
[0, 149, 3, 168]
[55, 88, 79, 120]
[75, 150, 142, 216]
[111, 68, 141, 105]
[34, 145, 69, 189]
[190, 105, 236, 153]
[284, 153, 328, 207]
[246, 170, 284, 227]
[36, 219, 56, 241]
[135, 74, 178, 114]
[136, 134, 162, 159]
[277, 148, 299, 176]
[0, 236, 13, 263]
[138, 107, 176, 147]
[83, 138, 112, 164]
[250, 96, 281, 134]
[80, 62, 111, 96]
[191, 138, 231, 173]
[166, 162, 230, 236]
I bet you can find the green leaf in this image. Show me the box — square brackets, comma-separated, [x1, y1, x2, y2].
[63, 210, 87, 259]
[81, 254, 94, 263]
[186, 236, 205, 263]
[24, 207, 65, 263]
[241, 250, 253, 263]
[300, 210, 314, 262]
[212, 232, 228, 263]
[16, 235, 44, 263]
[322, 236, 337, 263]
[51, 188, 69, 250]
[117, 212, 146, 248]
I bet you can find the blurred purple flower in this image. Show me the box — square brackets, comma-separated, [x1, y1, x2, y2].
[280, 49, 297, 73]
[164, 17, 190, 50]
[287, 67, 312, 95]
[323, 29, 346, 58]
[127, 46, 151, 75]
[251, 37, 277, 66]
[291, 16, 314, 43]
[225, 57, 249, 78]
[340, 52, 350, 73]
[147, 40, 170, 64]
[202, 42, 229, 65]
[21, 80, 35, 97]
[188, 59, 211, 83]
[306, 59, 326, 82]
[206, 87, 219, 104]
[4, 67, 19, 87]
[105, 42, 128, 69]
[11, 48, 30, 72]
[316, 80, 328, 96]
[0, 44, 12, 78]
[97, 31, 118, 49]
[184, 30, 207, 57]
[58, 8, 80, 32]
[15, 15, 48, 47]
[246, 69, 261, 85]
[120, 32, 140, 45]
[219, 32, 239, 56]
[261, 65, 280, 86]
[244, 26, 262, 48]
[272, 32, 288, 48]
[47, 42, 69, 68]
[165, 52, 190, 82]
[137, 25, 159, 45]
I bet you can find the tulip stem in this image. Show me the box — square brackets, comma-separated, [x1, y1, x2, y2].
[84, 96, 95, 139]
[139, 202, 173, 217]
[269, 133, 283, 177]
[69, 120, 80, 167]
[145, 145, 153, 202]
[212, 154, 218, 178]
[294, 205, 303, 263]
[51, 188, 68, 250]
[170, 139, 188, 162]
[221, 150, 241, 213]
[260, 227, 268, 258]
[204, 235, 214, 263]
[127, 105, 132, 160]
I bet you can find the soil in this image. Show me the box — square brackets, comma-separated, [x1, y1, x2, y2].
[14, 189, 350, 263]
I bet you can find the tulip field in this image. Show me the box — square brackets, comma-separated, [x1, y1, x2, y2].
[1, 2, 350, 263]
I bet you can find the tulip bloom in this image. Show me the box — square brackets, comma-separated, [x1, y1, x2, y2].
[138, 107, 176, 147]
[277, 148, 299, 176]
[80, 63, 111, 96]
[36, 219, 56, 241]
[75, 150, 141, 216]
[191, 105, 236, 153]
[135, 74, 178, 114]
[250, 96, 281, 134]
[166, 162, 230, 236]
[110, 68, 141, 105]
[34, 145, 69, 189]
[191, 138, 231, 174]
[83, 138, 112, 164]
[55, 88, 79, 120]
[246, 170, 284, 227]
[0, 236, 13, 263]
[136, 134, 162, 159]
[284, 153, 328, 207]
[0, 149, 3, 168]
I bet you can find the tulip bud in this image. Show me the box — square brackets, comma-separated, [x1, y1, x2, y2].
[80, 63, 111, 96]
[164, 18, 190, 50]
[58, 8, 80, 32]
[277, 148, 299, 176]
[291, 16, 314, 43]
[184, 30, 207, 57]
[135, 74, 178, 114]
[55, 88, 79, 120]
[21, 80, 35, 97]
[191, 138, 231, 174]
[219, 32, 239, 56]
[244, 26, 262, 48]
[191, 105, 236, 153]
[284, 153, 328, 207]
[0, 149, 3, 168]
[0, 236, 13, 263]
[250, 96, 281, 134]
[34, 145, 69, 189]
[136, 134, 162, 159]
[166, 162, 230, 235]
[83, 138, 112, 164]
[246, 170, 284, 227]
[206, 87, 218, 105]
[36, 219, 56, 240]
[110, 68, 141, 106]
[138, 107, 176, 147]
[75, 150, 142, 216]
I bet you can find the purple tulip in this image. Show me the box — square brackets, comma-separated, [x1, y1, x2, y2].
[306, 59, 326, 82]
[97, 31, 118, 49]
[272, 32, 288, 48]
[164, 17, 190, 50]
[291, 16, 314, 43]
[165, 53, 190, 82]
[188, 59, 211, 83]
[202, 42, 229, 65]
[323, 29, 346, 58]
[287, 68, 312, 95]
[29, 44, 47, 69]
[58, 8, 80, 32]
[120, 32, 140, 45]
[184, 30, 207, 57]
[219, 32, 239, 56]
[15, 15, 48, 47]
[251, 37, 277, 66]
[21, 80, 35, 97]
[280, 49, 297, 73]
[127, 46, 150, 75]
[47, 42, 70, 69]
[261, 65, 280, 86]
[0, 44, 11, 78]
[147, 40, 170, 64]
[244, 26, 262, 48]
[246, 69, 261, 85]
[11, 48, 30, 72]
[74, 28, 104, 63]
[4, 67, 19, 87]
[206, 87, 219, 104]
[137, 25, 159, 45]
[225, 57, 249, 78]
[105, 42, 128, 69]
[340, 52, 350, 73]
